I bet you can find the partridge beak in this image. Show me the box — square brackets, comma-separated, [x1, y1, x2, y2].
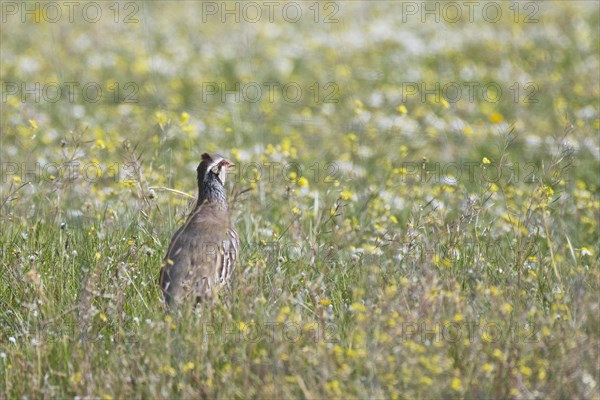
[224, 160, 235, 169]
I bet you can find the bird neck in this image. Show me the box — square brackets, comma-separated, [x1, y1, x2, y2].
[197, 175, 227, 208]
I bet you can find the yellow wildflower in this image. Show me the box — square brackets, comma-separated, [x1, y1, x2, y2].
[451, 377, 462, 391]
[182, 362, 195, 372]
[489, 113, 504, 123]
[180, 112, 190, 124]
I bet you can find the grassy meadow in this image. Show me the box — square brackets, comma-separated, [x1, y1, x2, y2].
[1, 1, 599, 398]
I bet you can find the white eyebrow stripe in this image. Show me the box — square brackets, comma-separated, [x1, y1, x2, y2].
[206, 157, 223, 171]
